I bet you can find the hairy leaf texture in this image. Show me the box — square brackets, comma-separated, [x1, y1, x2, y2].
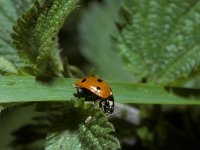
[116, 0, 200, 83]
[11, 0, 79, 76]
[45, 101, 120, 150]
[11, 101, 120, 150]
[80, 0, 200, 84]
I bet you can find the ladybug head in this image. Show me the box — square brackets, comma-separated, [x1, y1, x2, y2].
[107, 95, 114, 113]
[100, 95, 114, 114]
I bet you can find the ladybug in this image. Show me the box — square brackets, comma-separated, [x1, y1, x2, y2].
[74, 77, 114, 113]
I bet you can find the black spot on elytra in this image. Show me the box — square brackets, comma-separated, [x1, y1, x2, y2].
[81, 78, 86, 83]
[97, 79, 103, 82]
[96, 86, 101, 90]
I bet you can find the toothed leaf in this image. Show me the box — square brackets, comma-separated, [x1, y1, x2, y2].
[45, 101, 120, 150]
[116, 0, 200, 83]
[11, 0, 79, 76]
[80, 0, 200, 84]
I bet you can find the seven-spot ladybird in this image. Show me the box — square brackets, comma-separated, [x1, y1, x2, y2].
[74, 77, 114, 113]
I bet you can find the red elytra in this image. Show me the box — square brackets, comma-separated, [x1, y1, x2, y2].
[75, 77, 112, 99]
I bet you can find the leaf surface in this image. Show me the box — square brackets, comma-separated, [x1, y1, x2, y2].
[0, 76, 199, 105]
[11, 0, 79, 76]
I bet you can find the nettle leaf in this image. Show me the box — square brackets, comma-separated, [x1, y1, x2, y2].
[79, 0, 133, 81]
[11, 0, 79, 76]
[116, 0, 200, 83]
[0, 0, 33, 68]
[80, 0, 200, 84]
[11, 101, 120, 149]
[45, 101, 120, 150]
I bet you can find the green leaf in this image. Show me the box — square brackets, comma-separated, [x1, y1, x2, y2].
[79, 0, 133, 81]
[0, 0, 32, 66]
[0, 57, 18, 74]
[45, 101, 120, 150]
[79, 0, 200, 84]
[116, 0, 200, 83]
[0, 76, 199, 106]
[11, 0, 79, 76]
[9, 101, 120, 149]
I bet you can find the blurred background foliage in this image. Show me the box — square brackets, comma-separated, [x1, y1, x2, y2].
[0, 0, 200, 149]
